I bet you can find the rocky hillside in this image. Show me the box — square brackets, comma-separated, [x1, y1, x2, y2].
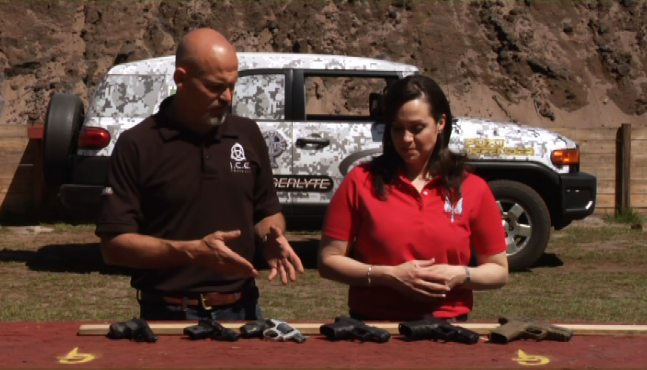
[0, 0, 645, 129]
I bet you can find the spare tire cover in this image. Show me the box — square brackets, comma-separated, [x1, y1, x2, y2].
[42, 93, 85, 186]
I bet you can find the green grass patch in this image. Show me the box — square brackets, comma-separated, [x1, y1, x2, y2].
[0, 222, 646, 323]
[604, 207, 644, 225]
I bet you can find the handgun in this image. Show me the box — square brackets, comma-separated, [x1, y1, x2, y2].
[488, 316, 573, 344]
[319, 315, 391, 343]
[183, 318, 240, 342]
[240, 319, 271, 339]
[398, 317, 480, 345]
[107, 317, 157, 343]
[262, 319, 307, 343]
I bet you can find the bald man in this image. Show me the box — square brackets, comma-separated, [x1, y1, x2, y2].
[95, 28, 304, 321]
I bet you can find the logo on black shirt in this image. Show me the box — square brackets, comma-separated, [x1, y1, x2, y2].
[230, 142, 251, 174]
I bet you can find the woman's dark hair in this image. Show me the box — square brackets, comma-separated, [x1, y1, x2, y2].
[368, 74, 470, 203]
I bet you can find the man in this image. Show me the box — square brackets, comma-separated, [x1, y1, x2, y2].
[96, 28, 304, 321]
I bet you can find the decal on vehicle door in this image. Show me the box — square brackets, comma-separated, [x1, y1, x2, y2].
[274, 175, 334, 192]
[463, 137, 535, 156]
[262, 130, 288, 169]
[338, 148, 383, 176]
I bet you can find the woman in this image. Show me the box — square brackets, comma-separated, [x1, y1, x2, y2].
[318, 74, 509, 322]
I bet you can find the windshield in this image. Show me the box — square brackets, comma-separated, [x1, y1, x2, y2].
[87, 74, 165, 118]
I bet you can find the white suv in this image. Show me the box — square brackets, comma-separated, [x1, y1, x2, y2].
[41, 52, 597, 271]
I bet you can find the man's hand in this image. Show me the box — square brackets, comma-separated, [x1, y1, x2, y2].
[263, 225, 305, 284]
[386, 259, 451, 301]
[192, 230, 258, 277]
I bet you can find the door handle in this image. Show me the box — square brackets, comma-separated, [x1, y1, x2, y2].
[296, 137, 330, 148]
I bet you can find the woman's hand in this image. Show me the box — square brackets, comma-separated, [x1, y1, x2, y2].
[386, 259, 453, 301]
[424, 264, 469, 289]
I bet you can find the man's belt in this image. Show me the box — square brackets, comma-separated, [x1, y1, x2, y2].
[140, 287, 257, 310]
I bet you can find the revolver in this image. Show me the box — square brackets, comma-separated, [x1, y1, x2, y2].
[488, 316, 573, 344]
[262, 319, 307, 343]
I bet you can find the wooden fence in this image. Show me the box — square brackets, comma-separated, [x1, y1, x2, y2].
[0, 124, 45, 220]
[0, 124, 645, 222]
[551, 125, 647, 215]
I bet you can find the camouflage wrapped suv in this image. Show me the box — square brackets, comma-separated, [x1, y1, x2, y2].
[41, 52, 597, 271]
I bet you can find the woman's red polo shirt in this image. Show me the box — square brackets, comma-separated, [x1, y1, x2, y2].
[322, 164, 507, 320]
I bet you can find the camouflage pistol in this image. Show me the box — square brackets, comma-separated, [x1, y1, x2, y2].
[488, 316, 573, 344]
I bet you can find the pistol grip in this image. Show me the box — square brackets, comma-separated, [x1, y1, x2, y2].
[524, 327, 548, 341]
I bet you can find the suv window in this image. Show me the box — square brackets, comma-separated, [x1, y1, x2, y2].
[304, 75, 397, 121]
[232, 73, 286, 120]
[87, 74, 165, 118]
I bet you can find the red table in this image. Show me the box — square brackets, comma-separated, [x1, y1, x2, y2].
[1, 321, 646, 368]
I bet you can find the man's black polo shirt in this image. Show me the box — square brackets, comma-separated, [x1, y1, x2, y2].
[95, 96, 281, 294]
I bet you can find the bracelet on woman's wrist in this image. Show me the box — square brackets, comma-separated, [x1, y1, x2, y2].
[464, 266, 471, 284]
[367, 265, 373, 286]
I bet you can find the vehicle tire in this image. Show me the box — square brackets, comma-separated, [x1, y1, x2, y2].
[42, 93, 85, 186]
[488, 180, 551, 272]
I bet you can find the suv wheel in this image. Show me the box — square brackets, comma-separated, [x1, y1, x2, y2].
[42, 93, 85, 186]
[488, 180, 551, 272]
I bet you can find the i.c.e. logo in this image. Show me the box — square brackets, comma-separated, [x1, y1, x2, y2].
[230, 142, 251, 173]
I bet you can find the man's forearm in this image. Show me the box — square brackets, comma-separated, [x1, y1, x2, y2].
[100, 233, 198, 269]
[254, 212, 287, 240]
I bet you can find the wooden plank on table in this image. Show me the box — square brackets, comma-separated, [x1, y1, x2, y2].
[77, 322, 647, 336]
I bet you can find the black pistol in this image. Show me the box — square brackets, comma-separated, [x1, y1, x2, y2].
[240, 320, 271, 339]
[320, 315, 391, 343]
[183, 318, 240, 342]
[398, 317, 480, 345]
[107, 317, 157, 343]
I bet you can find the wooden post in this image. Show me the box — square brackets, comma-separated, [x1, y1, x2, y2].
[27, 124, 44, 213]
[617, 123, 632, 214]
